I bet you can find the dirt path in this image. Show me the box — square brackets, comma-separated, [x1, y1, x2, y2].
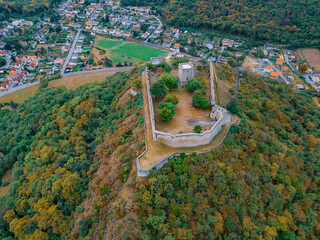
[314, 97, 320, 108]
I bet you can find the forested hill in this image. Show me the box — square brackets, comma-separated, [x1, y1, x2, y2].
[133, 72, 320, 239]
[0, 71, 142, 239]
[122, 0, 320, 48]
[0, 0, 61, 18]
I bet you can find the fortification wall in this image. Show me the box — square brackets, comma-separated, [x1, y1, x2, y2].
[154, 112, 231, 148]
[145, 67, 231, 148]
[209, 62, 216, 106]
[145, 68, 157, 140]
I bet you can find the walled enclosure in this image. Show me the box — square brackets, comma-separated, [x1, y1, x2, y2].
[145, 62, 232, 148]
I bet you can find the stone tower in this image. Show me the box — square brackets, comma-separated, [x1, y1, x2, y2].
[178, 62, 195, 86]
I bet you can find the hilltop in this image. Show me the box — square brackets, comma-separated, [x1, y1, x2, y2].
[122, 0, 320, 48]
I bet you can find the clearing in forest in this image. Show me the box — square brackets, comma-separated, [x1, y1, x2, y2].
[242, 56, 259, 71]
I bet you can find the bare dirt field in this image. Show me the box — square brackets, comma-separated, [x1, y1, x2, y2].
[242, 56, 259, 71]
[154, 87, 213, 134]
[89, 47, 105, 68]
[301, 49, 320, 73]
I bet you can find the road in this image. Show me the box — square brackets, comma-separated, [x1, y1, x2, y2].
[217, 46, 225, 63]
[0, 57, 12, 70]
[0, 81, 40, 97]
[60, 29, 81, 75]
[284, 54, 296, 73]
[145, 15, 162, 42]
[267, 59, 289, 85]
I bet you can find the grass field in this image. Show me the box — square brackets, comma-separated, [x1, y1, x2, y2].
[111, 43, 167, 62]
[0, 84, 40, 103]
[95, 37, 168, 64]
[96, 38, 124, 49]
[0, 70, 129, 103]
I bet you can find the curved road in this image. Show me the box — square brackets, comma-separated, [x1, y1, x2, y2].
[145, 15, 162, 43]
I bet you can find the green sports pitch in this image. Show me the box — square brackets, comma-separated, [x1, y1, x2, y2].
[96, 38, 168, 63]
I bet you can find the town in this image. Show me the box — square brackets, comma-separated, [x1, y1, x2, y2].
[0, 0, 319, 95]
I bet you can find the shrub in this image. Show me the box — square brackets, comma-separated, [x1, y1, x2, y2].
[192, 90, 211, 109]
[150, 80, 169, 99]
[158, 102, 176, 115]
[165, 94, 179, 105]
[79, 219, 89, 237]
[185, 78, 206, 92]
[133, 78, 142, 88]
[159, 108, 172, 121]
[1, 179, 9, 186]
[194, 125, 202, 133]
[228, 88, 235, 95]
[160, 73, 179, 89]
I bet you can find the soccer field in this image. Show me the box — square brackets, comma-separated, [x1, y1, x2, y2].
[96, 38, 124, 49]
[111, 43, 168, 61]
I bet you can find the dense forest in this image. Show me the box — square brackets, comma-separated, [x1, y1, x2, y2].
[0, 71, 140, 239]
[132, 72, 320, 239]
[122, 0, 320, 48]
[0, 67, 320, 239]
[0, 0, 61, 19]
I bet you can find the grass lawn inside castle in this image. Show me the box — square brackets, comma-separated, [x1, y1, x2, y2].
[149, 67, 214, 134]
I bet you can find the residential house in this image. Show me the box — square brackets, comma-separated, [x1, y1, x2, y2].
[220, 56, 228, 64]
[222, 38, 234, 48]
[203, 41, 213, 50]
[235, 52, 243, 58]
[54, 57, 64, 65]
[264, 64, 274, 73]
[270, 71, 280, 79]
[174, 43, 180, 51]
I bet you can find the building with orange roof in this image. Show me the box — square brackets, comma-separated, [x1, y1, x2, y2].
[281, 65, 289, 72]
[0, 50, 7, 56]
[264, 64, 273, 73]
[276, 58, 284, 65]
[174, 43, 180, 50]
[270, 71, 280, 79]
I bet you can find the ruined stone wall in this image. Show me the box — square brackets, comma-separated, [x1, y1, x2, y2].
[209, 62, 216, 106]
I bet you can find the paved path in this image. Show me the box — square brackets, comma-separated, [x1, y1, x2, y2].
[284, 54, 296, 73]
[234, 75, 242, 97]
[60, 29, 81, 76]
[0, 81, 40, 97]
[217, 46, 225, 63]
